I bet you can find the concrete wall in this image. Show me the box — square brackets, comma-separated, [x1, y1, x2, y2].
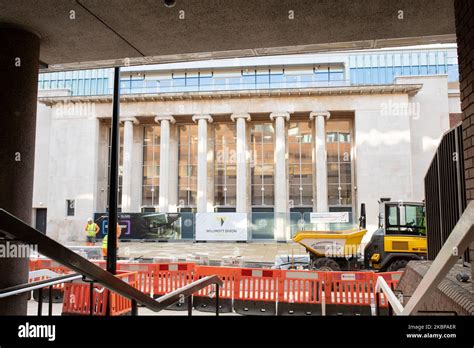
[44, 102, 100, 242]
[354, 94, 414, 236]
[32, 101, 51, 209]
[396, 76, 451, 201]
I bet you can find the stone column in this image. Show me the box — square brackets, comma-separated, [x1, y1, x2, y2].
[270, 112, 290, 241]
[231, 113, 251, 213]
[155, 115, 175, 213]
[120, 117, 139, 212]
[310, 111, 330, 212]
[0, 27, 40, 315]
[192, 114, 213, 213]
[168, 123, 179, 212]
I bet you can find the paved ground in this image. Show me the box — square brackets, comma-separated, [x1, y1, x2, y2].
[68, 241, 307, 265]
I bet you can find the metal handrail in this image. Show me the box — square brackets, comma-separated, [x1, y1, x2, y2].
[0, 274, 82, 298]
[0, 208, 223, 314]
[374, 276, 404, 316]
[373, 201, 474, 316]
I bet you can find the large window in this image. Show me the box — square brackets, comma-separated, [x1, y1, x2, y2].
[142, 126, 160, 207]
[326, 119, 353, 208]
[288, 121, 313, 207]
[106, 127, 124, 209]
[214, 123, 237, 207]
[178, 125, 198, 208]
[250, 123, 274, 207]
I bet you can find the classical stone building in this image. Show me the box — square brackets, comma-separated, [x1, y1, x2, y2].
[33, 46, 461, 242]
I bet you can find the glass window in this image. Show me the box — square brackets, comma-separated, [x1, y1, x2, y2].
[142, 126, 160, 208]
[326, 119, 353, 208]
[288, 121, 313, 207]
[251, 123, 274, 206]
[178, 125, 198, 207]
[214, 123, 237, 207]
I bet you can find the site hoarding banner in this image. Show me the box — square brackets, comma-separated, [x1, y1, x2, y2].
[309, 212, 349, 224]
[93, 212, 183, 240]
[195, 213, 248, 241]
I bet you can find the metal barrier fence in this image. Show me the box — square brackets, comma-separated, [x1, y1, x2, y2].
[424, 123, 469, 264]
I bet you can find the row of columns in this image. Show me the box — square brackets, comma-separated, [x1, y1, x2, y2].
[119, 111, 331, 217]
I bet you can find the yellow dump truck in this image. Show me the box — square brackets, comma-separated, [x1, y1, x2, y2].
[293, 200, 428, 272]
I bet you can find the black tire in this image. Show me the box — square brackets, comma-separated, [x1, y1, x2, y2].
[387, 259, 409, 272]
[310, 257, 341, 271]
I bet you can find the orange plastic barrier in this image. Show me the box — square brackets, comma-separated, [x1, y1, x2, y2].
[62, 271, 138, 316]
[373, 272, 402, 309]
[153, 263, 195, 297]
[277, 270, 323, 315]
[117, 263, 155, 296]
[324, 271, 374, 315]
[91, 261, 158, 296]
[30, 259, 73, 301]
[29, 259, 38, 272]
[192, 266, 236, 313]
[233, 268, 280, 315]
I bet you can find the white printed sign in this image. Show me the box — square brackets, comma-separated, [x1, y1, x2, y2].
[310, 212, 349, 224]
[196, 213, 248, 241]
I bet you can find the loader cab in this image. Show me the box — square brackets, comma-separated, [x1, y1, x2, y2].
[379, 201, 426, 236]
[364, 199, 427, 271]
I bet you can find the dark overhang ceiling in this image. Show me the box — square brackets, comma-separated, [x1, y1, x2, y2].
[0, 0, 456, 72]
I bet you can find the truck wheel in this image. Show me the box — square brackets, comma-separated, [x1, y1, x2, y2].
[311, 258, 341, 271]
[387, 259, 408, 272]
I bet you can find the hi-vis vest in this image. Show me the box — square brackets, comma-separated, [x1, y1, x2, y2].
[102, 235, 108, 250]
[86, 223, 97, 237]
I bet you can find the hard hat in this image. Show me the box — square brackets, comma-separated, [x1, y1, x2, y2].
[87, 218, 93, 222]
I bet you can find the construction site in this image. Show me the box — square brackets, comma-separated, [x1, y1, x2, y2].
[0, 0, 473, 346]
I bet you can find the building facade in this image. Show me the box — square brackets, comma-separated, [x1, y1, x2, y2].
[32, 46, 461, 242]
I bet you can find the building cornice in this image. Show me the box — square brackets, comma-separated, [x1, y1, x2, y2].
[38, 84, 423, 106]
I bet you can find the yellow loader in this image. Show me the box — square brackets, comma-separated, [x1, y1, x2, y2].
[293, 199, 427, 272]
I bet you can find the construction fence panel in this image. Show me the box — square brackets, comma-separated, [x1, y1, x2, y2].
[277, 270, 323, 316]
[192, 266, 236, 313]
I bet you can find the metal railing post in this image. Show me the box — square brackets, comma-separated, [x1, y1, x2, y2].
[188, 295, 193, 316]
[90, 281, 94, 316]
[375, 291, 380, 316]
[48, 285, 53, 316]
[37, 287, 43, 316]
[107, 66, 121, 276]
[215, 284, 220, 316]
[131, 300, 138, 316]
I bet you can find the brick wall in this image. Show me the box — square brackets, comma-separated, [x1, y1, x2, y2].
[455, 0, 474, 287]
[455, 0, 474, 203]
[397, 261, 474, 315]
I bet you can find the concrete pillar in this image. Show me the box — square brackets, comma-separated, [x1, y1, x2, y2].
[231, 113, 251, 213]
[310, 111, 331, 212]
[0, 26, 40, 315]
[168, 123, 179, 213]
[155, 115, 176, 213]
[270, 112, 290, 241]
[192, 114, 213, 213]
[120, 117, 139, 212]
